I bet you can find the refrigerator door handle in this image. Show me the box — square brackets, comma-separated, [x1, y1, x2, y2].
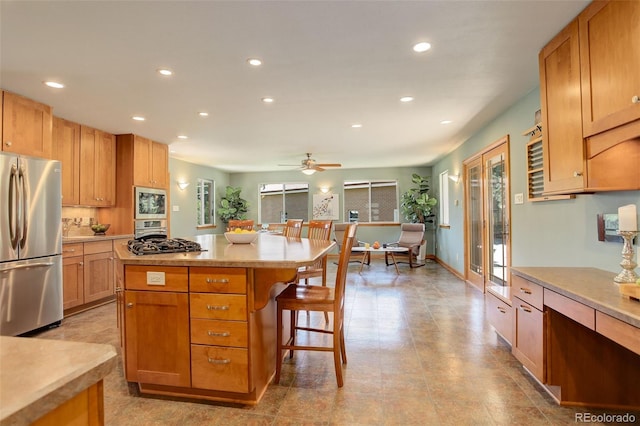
[9, 164, 19, 250]
[18, 164, 28, 250]
[0, 262, 55, 272]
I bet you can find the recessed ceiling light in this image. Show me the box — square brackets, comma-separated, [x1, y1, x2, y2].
[198, 112, 209, 117]
[177, 135, 188, 139]
[400, 96, 414, 103]
[132, 116, 145, 121]
[247, 58, 262, 66]
[351, 123, 362, 128]
[440, 120, 453, 125]
[261, 97, 274, 103]
[44, 81, 64, 89]
[413, 42, 432, 53]
[157, 69, 173, 76]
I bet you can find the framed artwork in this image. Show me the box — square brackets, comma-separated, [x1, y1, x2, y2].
[313, 193, 339, 220]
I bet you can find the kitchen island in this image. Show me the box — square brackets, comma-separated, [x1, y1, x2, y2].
[0, 336, 117, 425]
[114, 233, 335, 405]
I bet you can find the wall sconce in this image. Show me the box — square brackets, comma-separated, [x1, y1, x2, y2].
[448, 173, 461, 184]
[319, 186, 330, 194]
[176, 181, 190, 190]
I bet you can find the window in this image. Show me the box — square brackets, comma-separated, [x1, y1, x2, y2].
[259, 183, 309, 223]
[196, 178, 215, 227]
[343, 180, 398, 223]
[439, 171, 450, 226]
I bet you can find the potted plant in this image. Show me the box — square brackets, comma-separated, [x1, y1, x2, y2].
[400, 173, 437, 225]
[218, 186, 249, 224]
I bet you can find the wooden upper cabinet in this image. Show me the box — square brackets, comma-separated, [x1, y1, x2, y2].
[79, 125, 116, 206]
[2, 91, 53, 158]
[127, 134, 169, 189]
[52, 117, 81, 205]
[579, 0, 640, 137]
[539, 19, 586, 194]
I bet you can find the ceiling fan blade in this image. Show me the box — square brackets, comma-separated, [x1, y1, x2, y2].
[314, 166, 326, 172]
[315, 163, 341, 167]
[278, 164, 301, 166]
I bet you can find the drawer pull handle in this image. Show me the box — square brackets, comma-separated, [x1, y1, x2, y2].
[497, 307, 506, 314]
[632, 95, 639, 104]
[206, 304, 229, 311]
[208, 358, 230, 364]
[519, 305, 532, 313]
[207, 330, 230, 337]
[63, 249, 76, 253]
[206, 278, 230, 283]
[519, 288, 532, 295]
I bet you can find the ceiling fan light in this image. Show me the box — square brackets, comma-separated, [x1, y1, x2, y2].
[301, 168, 316, 175]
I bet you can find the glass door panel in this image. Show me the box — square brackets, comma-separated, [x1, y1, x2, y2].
[485, 148, 509, 287]
[465, 156, 484, 291]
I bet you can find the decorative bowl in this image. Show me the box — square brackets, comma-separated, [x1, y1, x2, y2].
[91, 223, 110, 235]
[224, 231, 258, 244]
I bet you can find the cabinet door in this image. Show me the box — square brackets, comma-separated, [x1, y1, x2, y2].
[512, 298, 546, 382]
[124, 290, 191, 387]
[539, 19, 586, 194]
[83, 251, 114, 303]
[580, 0, 640, 136]
[2, 91, 53, 158]
[132, 135, 152, 187]
[62, 255, 84, 310]
[80, 126, 116, 206]
[150, 142, 168, 188]
[52, 117, 80, 205]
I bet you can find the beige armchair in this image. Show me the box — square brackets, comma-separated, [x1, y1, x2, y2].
[385, 223, 425, 268]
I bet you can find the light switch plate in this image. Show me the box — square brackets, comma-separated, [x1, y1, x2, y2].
[514, 193, 524, 204]
[172, 205, 180, 212]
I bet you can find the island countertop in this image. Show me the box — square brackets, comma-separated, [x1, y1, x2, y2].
[114, 233, 336, 268]
[0, 337, 117, 425]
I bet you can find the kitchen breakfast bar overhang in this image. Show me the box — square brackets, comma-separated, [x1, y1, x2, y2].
[114, 233, 335, 405]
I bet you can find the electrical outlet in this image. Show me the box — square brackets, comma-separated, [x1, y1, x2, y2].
[146, 272, 166, 286]
[514, 193, 524, 205]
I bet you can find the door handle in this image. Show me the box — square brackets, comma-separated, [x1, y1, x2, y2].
[18, 165, 28, 249]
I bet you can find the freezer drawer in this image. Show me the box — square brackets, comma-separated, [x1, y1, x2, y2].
[0, 255, 63, 336]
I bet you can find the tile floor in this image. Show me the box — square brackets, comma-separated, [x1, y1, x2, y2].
[35, 260, 638, 425]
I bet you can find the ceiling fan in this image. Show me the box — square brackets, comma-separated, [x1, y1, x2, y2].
[279, 153, 342, 175]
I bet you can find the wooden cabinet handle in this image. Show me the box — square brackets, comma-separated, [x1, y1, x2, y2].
[206, 304, 229, 311]
[519, 288, 532, 295]
[207, 330, 230, 337]
[207, 358, 230, 364]
[205, 278, 230, 284]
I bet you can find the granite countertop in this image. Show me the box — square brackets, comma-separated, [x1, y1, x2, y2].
[115, 233, 335, 268]
[0, 337, 117, 425]
[63, 234, 133, 243]
[512, 267, 640, 328]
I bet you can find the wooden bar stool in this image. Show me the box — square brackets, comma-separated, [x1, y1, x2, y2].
[274, 223, 357, 387]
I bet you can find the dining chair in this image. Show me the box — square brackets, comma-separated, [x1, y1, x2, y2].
[227, 219, 254, 232]
[282, 219, 303, 238]
[384, 223, 425, 268]
[274, 222, 357, 388]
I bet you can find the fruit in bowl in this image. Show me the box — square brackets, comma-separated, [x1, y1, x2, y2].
[91, 223, 110, 235]
[224, 230, 257, 244]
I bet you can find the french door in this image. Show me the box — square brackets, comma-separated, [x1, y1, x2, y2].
[464, 136, 511, 293]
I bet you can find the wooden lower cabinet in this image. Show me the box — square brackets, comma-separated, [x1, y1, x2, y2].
[511, 276, 546, 382]
[62, 243, 84, 310]
[485, 291, 512, 344]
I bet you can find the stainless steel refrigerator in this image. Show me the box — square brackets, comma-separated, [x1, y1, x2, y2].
[0, 152, 63, 336]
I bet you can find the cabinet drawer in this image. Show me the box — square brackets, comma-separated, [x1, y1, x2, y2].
[189, 267, 247, 294]
[190, 294, 247, 321]
[190, 319, 248, 348]
[191, 345, 249, 393]
[485, 292, 513, 344]
[544, 289, 595, 330]
[512, 274, 544, 310]
[125, 265, 189, 292]
[513, 299, 545, 382]
[596, 311, 640, 356]
[83, 240, 113, 255]
[62, 243, 84, 258]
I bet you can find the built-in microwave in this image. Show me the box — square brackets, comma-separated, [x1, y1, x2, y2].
[135, 187, 167, 220]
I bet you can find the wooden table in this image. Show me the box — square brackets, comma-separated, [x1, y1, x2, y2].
[351, 246, 409, 274]
[114, 233, 335, 405]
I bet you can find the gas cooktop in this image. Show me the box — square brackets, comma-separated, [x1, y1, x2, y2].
[127, 235, 203, 256]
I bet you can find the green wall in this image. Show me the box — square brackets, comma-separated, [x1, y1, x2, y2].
[432, 87, 639, 274]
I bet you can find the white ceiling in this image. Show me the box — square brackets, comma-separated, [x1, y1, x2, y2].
[0, 0, 589, 173]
